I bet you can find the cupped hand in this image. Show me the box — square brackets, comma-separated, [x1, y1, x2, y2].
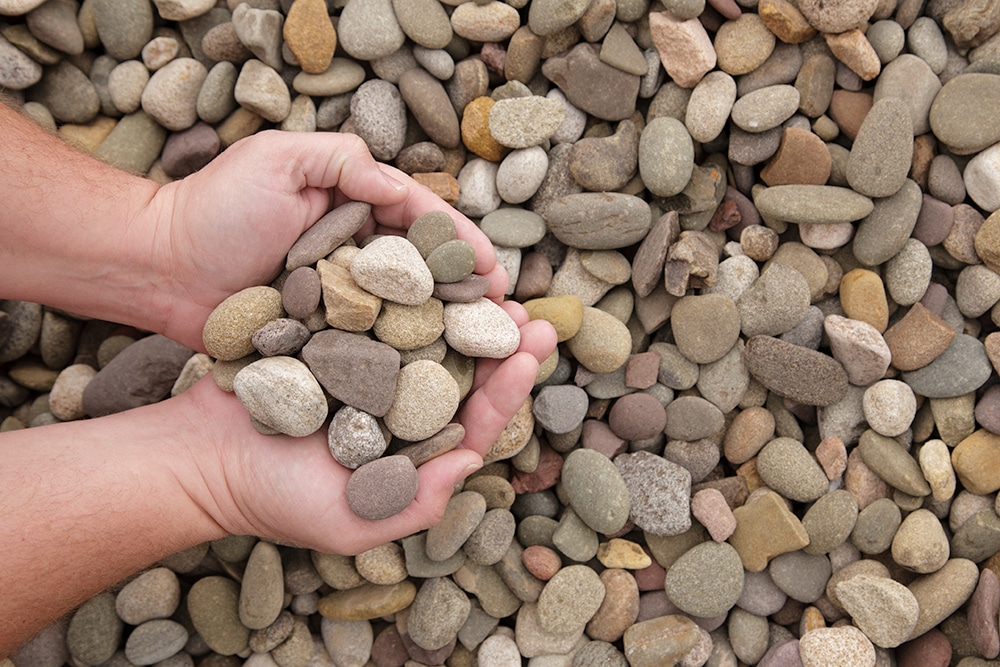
[183, 312, 556, 555]
[148, 130, 506, 351]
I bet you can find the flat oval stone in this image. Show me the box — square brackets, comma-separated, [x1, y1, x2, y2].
[664, 541, 744, 618]
[561, 448, 631, 535]
[846, 97, 914, 198]
[851, 497, 901, 554]
[188, 577, 249, 656]
[852, 178, 922, 266]
[731, 84, 800, 133]
[400, 67, 459, 148]
[951, 429, 1000, 495]
[639, 116, 696, 197]
[671, 293, 741, 364]
[744, 335, 849, 406]
[754, 185, 874, 224]
[623, 615, 711, 667]
[337, 0, 404, 60]
[124, 619, 188, 666]
[757, 437, 830, 502]
[29, 60, 100, 124]
[799, 626, 875, 667]
[234, 356, 328, 437]
[346, 455, 419, 520]
[350, 78, 407, 161]
[443, 297, 521, 359]
[496, 147, 549, 205]
[141, 57, 207, 130]
[317, 581, 418, 621]
[67, 592, 122, 666]
[544, 193, 652, 250]
[480, 208, 546, 248]
[929, 73, 1000, 154]
[490, 96, 565, 148]
[450, 0, 520, 41]
[116, 567, 181, 625]
[384, 359, 459, 441]
[537, 564, 606, 634]
[407, 577, 471, 651]
[892, 508, 950, 574]
[287, 201, 371, 271]
[203, 286, 284, 361]
[857, 429, 931, 497]
[907, 558, 980, 639]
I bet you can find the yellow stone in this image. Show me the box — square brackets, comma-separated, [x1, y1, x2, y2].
[523, 295, 584, 342]
[412, 172, 460, 205]
[58, 116, 117, 153]
[461, 97, 508, 162]
[597, 539, 653, 569]
[317, 581, 416, 620]
[757, 0, 816, 43]
[283, 0, 336, 74]
[952, 429, 1000, 494]
[825, 29, 881, 82]
[316, 259, 382, 333]
[799, 606, 827, 635]
[839, 268, 889, 333]
[728, 490, 810, 572]
[483, 396, 534, 464]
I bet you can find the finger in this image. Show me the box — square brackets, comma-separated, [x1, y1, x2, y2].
[250, 131, 411, 208]
[456, 350, 545, 457]
[332, 448, 483, 554]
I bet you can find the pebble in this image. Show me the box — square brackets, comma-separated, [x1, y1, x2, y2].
[187, 577, 249, 655]
[907, 558, 980, 640]
[560, 448, 631, 535]
[744, 335, 849, 406]
[537, 564, 606, 634]
[622, 615, 712, 667]
[639, 117, 696, 198]
[756, 437, 829, 503]
[851, 497, 901, 555]
[532, 385, 588, 435]
[406, 577, 470, 651]
[124, 619, 188, 666]
[729, 490, 810, 572]
[799, 626, 876, 667]
[902, 334, 992, 398]
[670, 293, 741, 364]
[233, 356, 327, 437]
[443, 298, 520, 359]
[892, 509, 951, 574]
[968, 569, 1000, 659]
[862, 380, 916, 437]
[801, 489, 858, 555]
[648, 11, 716, 88]
[327, 406, 387, 470]
[615, 451, 691, 537]
[317, 581, 417, 621]
[664, 541, 744, 618]
[739, 262, 810, 337]
[345, 456, 418, 521]
[824, 314, 891, 386]
[384, 359, 459, 441]
[952, 430, 1000, 495]
[565, 306, 631, 374]
[116, 567, 181, 625]
[755, 184, 874, 224]
[66, 592, 122, 666]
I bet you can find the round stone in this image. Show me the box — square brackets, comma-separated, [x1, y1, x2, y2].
[443, 298, 521, 359]
[116, 567, 181, 625]
[346, 455, 419, 520]
[328, 406, 388, 469]
[537, 564, 606, 634]
[233, 356, 328, 437]
[664, 541, 745, 618]
[671, 293, 741, 364]
[561, 448, 631, 535]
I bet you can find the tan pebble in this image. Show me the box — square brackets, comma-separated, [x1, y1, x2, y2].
[411, 172, 460, 205]
[483, 396, 534, 464]
[355, 542, 408, 586]
[757, 0, 817, 43]
[892, 508, 950, 574]
[316, 581, 417, 621]
[690, 488, 737, 542]
[952, 429, 1000, 495]
[825, 29, 881, 81]
[930, 394, 976, 447]
[918, 439, 956, 504]
[317, 259, 382, 333]
[736, 458, 767, 493]
[723, 406, 775, 465]
[816, 435, 848, 480]
[523, 295, 584, 342]
[800, 605, 827, 635]
[565, 306, 632, 373]
[202, 286, 284, 361]
[714, 14, 775, 76]
[839, 268, 888, 333]
[729, 490, 810, 572]
[760, 127, 832, 186]
[587, 568, 640, 643]
[596, 538, 653, 569]
[623, 615, 711, 667]
[461, 97, 508, 162]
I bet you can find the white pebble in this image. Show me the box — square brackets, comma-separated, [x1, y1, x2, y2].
[862, 379, 916, 438]
[444, 298, 521, 359]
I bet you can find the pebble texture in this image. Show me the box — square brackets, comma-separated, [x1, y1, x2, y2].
[10, 0, 1000, 665]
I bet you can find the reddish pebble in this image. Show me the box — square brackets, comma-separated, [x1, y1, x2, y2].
[511, 442, 563, 493]
[633, 551, 667, 591]
[895, 628, 952, 667]
[815, 435, 848, 480]
[581, 419, 628, 458]
[912, 194, 954, 247]
[968, 568, 1000, 659]
[522, 545, 562, 581]
[608, 393, 667, 440]
[625, 351, 661, 389]
[690, 488, 737, 542]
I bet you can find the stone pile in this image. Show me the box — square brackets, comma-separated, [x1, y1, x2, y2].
[5, 0, 1000, 665]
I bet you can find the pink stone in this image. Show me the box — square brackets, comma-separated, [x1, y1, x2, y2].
[648, 11, 717, 88]
[511, 442, 563, 493]
[816, 435, 848, 480]
[690, 488, 737, 542]
[968, 568, 1000, 659]
[625, 350, 661, 389]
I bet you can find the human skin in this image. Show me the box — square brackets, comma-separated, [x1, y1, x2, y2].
[0, 104, 557, 656]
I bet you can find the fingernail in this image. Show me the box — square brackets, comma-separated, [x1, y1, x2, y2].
[382, 171, 407, 192]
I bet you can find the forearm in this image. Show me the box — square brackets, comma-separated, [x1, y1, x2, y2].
[0, 103, 169, 333]
[0, 396, 226, 657]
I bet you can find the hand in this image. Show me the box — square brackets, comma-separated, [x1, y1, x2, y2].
[181, 303, 556, 555]
[146, 130, 508, 351]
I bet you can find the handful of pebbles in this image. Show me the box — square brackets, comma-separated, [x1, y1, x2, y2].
[201, 204, 522, 520]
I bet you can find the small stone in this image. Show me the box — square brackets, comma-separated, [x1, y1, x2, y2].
[384, 359, 459, 441]
[798, 626, 876, 667]
[616, 451, 691, 537]
[665, 541, 744, 618]
[116, 567, 181, 625]
[346, 456, 419, 521]
[561, 448, 631, 535]
[124, 620, 188, 666]
[187, 577, 250, 656]
[233, 356, 328, 437]
[317, 581, 418, 621]
[729, 490, 810, 572]
[623, 615, 712, 667]
[743, 335, 849, 406]
[443, 298, 520, 359]
[648, 11, 716, 88]
[327, 406, 387, 469]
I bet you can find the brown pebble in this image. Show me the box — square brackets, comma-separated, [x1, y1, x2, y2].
[345, 456, 419, 521]
[760, 127, 832, 186]
[522, 545, 562, 581]
[883, 302, 956, 371]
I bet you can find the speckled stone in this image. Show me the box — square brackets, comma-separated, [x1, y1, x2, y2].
[616, 451, 691, 537]
[664, 541, 744, 618]
[346, 456, 419, 521]
[799, 626, 876, 667]
[744, 335, 849, 406]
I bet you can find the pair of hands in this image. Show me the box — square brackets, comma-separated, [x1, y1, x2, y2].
[152, 131, 556, 555]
